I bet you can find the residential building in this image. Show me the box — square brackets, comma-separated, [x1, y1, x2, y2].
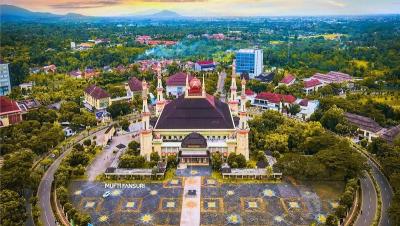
[244, 89, 257, 104]
[252, 92, 296, 111]
[43, 64, 57, 74]
[69, 69, 83, 79]
[235, 49, 263, 78]
[84, 85, 111, 110]
[139, 74, 250, 163]
[381, 125, 400, 144]
[295, 99, 319, 120]
[136, 35, 152, 44]
[17, 99, 41, 113]
[0, 63, 11, 96]
[345, 112, 384, 142]
[194, 60, 216, 72]
[303, 79, 324, 95]
[254, 72, 275, 83]
[126, 77, 143, 98]
[84, 67, 100, 79]
[0, 96, 23, 127]
[166, 72, 194, 97]
[19, 81, 34, 90]
[278, 74, 296, 86]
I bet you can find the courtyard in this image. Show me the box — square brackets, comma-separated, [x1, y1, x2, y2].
[69, 172, 342, 226]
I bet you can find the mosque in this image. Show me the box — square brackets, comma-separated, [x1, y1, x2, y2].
[139, 63, 249, 165]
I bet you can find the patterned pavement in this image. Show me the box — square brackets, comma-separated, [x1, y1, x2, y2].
[69, 177, 342, 225]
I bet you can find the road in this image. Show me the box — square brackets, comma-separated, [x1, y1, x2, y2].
[369, 159, 393, 226]
[353, 144, 394, 226]
[354, 171, 377, 226]
[38, 128, 108, 226]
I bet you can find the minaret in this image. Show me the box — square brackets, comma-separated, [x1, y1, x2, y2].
[155, 66, 165, 116]
[229, 61, 239, 115]
[202, 74, 206, 97]
[236, 78, 249, 160]
[140, 79, 153, 160]
[185, 73, 189, 97]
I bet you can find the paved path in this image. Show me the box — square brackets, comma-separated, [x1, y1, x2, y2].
[354, 172, 377, 226]
[38, 128, 108, 226]
[180, 176, 201, 226]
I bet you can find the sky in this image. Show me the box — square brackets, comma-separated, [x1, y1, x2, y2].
[4, 0, 400, 17]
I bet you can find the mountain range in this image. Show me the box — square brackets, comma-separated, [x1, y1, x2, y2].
[0, 5, 183, 21]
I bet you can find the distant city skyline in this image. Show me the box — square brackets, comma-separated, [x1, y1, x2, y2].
[3, 0, 400, 17]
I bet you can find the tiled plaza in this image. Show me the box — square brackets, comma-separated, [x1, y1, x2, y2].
[69, 176, 341, 225]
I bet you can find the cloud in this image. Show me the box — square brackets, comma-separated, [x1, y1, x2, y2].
[326, 0, 346, 8]
[50, 0, 122, 9]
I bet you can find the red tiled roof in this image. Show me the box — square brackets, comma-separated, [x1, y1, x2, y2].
[84, 85, 110, 99]
[280, 74, 295, 84]
[0, 96, 21, 115]
[196, 60, 214, 65]
[166, 72, 194, 86]
[245, 89, 255, 96]
[304, 79, 322, 88]
[255, 92, 296, 104]
[128, 77, 142, 92]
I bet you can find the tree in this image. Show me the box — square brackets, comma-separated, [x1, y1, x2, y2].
[150, 152, 160, 162]
[211, 152, 223, 170]
[0, 189, 27, 226]
[320, 105, 345, 131]
[265, 133, 289, 153]
[119, 119, 130, 131]
[167, 155, 178, 169]
[107, 101, 131, 119]
[127, 141, 140, 156]
[0, 149, 34, 192]
[325, 214, 338, 226]
[287, 104, 301, 116]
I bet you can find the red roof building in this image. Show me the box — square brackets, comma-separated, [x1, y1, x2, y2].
[304, 79, 322, 88]
[279, 74, 296, 85]
[255, 92, 296, 104]
[166, 72, 194, 86]
[127, 77, 143, 93]
[0, 96, 22, 127]
[84, 85, 111, 110]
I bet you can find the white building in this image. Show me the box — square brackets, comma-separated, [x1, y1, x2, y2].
[235, 49, 263, 78]
[166, 72, 194, 97]
[295, 99, 319, 120]
[0, 63, 11, 96]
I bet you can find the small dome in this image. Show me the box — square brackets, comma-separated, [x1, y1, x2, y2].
[189, 77, 201, 89]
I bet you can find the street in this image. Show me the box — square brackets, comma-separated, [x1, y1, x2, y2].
[354, 172, 377, 226]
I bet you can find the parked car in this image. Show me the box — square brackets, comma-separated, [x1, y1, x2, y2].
[102, 191, 111, 198]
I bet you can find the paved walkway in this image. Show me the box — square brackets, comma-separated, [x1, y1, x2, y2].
[180, 176, 201, 226]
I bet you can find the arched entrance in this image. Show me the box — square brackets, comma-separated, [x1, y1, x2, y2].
[179, 132, 209, 165]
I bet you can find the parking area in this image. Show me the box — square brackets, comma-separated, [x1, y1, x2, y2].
[69, 178, 342, 225]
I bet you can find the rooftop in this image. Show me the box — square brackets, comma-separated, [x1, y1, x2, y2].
[128, 77, 142, 92]
[84, 84, 110, 99]
[155, 94, 234, 130]
[0, 96, 21, 115]
[304, 79, 322, 88]
[311, 71, 353, 83]
[255, 92, 296, 104]
[280, 74, 295, 84]
[166, 72, 194, 86]
[381, 125, 400, 144]
[345, 112, 383, 133]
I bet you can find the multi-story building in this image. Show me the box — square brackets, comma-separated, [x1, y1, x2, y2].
[235, 49, 263, 78]
[0, 96, 23, 127]
[0, 63, 11, 96]
[84, 85, 111, 110]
